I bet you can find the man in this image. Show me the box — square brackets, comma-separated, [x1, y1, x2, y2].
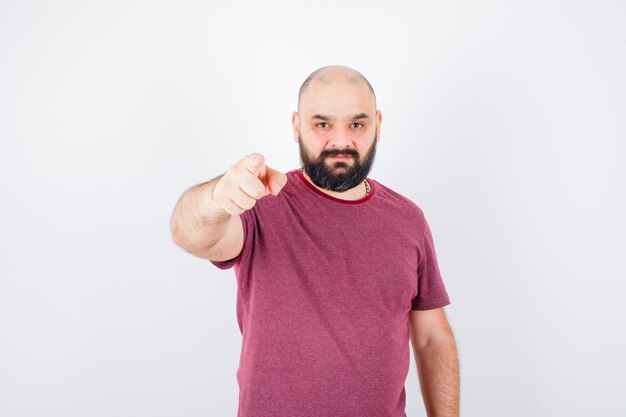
[170, 65, 460, 417]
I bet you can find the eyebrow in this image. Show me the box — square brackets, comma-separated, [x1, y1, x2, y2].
[312, 113, 370, 121]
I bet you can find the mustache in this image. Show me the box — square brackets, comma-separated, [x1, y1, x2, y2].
[322, 149, 359, 158]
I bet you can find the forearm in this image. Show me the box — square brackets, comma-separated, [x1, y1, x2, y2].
[170, 174, 231, 254]
[414, 335, 460, 417]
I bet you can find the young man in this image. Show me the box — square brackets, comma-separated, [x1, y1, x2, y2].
[170, 65, 460, 417]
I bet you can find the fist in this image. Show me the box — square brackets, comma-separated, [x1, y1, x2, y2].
[212, 153, 288, 215]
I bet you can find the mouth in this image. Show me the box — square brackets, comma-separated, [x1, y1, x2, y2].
[328, 155, 353, 160]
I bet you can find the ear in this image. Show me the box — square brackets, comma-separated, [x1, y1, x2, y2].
[291, 111, 301, 143]
[375, 109, 382, 141]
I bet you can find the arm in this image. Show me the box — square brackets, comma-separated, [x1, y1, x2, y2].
[170, 174, 244, 261]
[170, 153, 287, 262]
[409, 307, 460, 417]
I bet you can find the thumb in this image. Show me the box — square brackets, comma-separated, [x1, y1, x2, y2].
[265, 165, 288, 196]
[244, 153, 265, 177]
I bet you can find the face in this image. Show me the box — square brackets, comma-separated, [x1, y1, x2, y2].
[298, 131, 377, 192]
[293, 76, 382, 192]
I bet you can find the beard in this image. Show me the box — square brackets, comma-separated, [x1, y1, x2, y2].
[298, 132, 377, 192]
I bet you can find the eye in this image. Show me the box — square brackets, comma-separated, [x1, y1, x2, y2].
[352, 122, 364, 128]
[317, 122, 329, 128]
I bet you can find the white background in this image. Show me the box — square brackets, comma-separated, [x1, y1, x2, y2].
[1, 1, 625, 416]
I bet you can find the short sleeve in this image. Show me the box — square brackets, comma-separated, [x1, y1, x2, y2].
[209, 208, 255, 270]
[411, 213, 451, 310]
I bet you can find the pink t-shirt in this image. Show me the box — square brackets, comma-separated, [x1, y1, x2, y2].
[210, 168, 451, 417]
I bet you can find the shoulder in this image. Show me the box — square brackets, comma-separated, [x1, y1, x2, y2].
[369, 177, 425, 221]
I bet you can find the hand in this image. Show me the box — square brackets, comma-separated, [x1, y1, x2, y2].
[212, 153, 288, 215]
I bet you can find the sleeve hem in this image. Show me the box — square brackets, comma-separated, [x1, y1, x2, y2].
[411, 295, 451, 311]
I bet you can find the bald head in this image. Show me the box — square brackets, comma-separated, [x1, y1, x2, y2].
[297, 65, 376, 113]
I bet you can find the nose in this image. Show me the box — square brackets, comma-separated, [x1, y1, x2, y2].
[326, 125, 353, 149]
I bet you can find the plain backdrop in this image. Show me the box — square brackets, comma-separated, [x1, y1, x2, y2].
[1, 1, 625, 416]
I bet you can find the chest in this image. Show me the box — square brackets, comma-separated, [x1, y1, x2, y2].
[254, 210, 419, 313]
